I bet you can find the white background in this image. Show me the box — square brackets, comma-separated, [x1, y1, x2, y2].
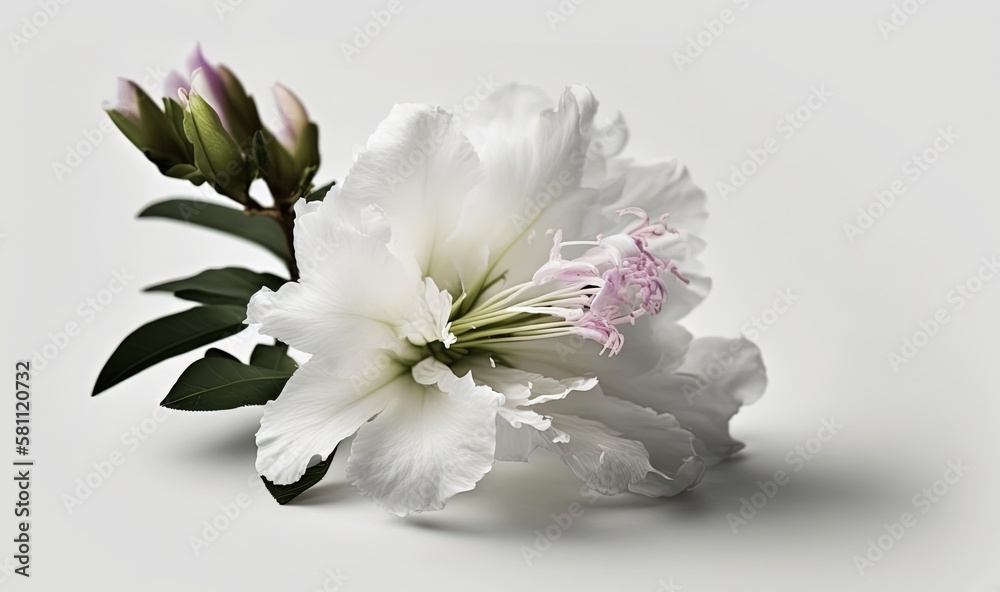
[2, 0, 999, 590]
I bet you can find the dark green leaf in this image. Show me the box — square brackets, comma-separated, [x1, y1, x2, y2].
[305, 180, 336, 202]
[250, 342, 298, 372]
[262, 451, 336, 505]
[138, 199, 290, 264]
[251, 130, 270, 173]
[160, 357, 292, 411]
[205, 348, 239, 361]
[92, 305, 247, 395]
[145, 267, 286, 306]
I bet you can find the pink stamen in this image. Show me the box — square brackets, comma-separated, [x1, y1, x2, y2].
[530, 206, 688, 356]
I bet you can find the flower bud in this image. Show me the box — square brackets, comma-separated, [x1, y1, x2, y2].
[258, 84, 320, 202]
[105, 79, 203, 183]
[155, 45, 322, 203]
[167, 45, 263, 148]
[182, 91, 252, 203]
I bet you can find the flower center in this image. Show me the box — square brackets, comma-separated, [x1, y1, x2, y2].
[433, 207, 686, 361]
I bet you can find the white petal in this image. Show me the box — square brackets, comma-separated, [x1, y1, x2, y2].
[629, 458, 706, 498]
[338, 103, 484, 294]
[409, 357, 482, 395]
[604, 158, 709, 236]
[611, 337, 767, 464]
[346, 363, 501, 516]
[459, 83, 554, 148]
[293, 188, 396, 270]
[246, 228, 419, 366]
[449, 359, 597, 463]
[538, 388, 705, 496]
[581, 112, 630, 189]
[647, 318, 698, 374]
[464, 359, 597, 403]
[292, 186, 394, 276]
[290, 193, 402, 291]
[491, 320, 693, 388]
[494, 416, 546, 462]
[589, 112, 630, 160]
[461, 359, 597, 431]
[292, 195, 323, 219]
[255, 360, 406, 485]
[542, 413, 660, 495]
[456, 85, 603, 290]
[672, 337, 767, 462]
[661, 271, 712, 322]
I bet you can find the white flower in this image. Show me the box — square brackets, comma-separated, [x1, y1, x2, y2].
[245, 84, 767, 516]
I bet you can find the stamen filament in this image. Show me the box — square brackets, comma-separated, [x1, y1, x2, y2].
[453, 320, 571, 342]
[463, 282, 596, 321]
[453, 330, 577, 348]
[450, 311, 532, 334]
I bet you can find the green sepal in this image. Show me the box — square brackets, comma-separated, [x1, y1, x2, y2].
[182, 93, 251, 203]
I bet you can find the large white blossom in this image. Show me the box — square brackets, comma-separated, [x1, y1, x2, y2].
[245, 84, 767, 516]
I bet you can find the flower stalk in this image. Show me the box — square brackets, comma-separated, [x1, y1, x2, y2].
[246, 200, 301, 280]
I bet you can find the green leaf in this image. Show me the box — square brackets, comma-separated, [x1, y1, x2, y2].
[160, 357, 291, 411]
[205, 348, 239, 361]
[262, 451, 336, 505]
[145, 267, 286, 306]
[92, 305, 248, 395]
[250, 342, 298, 372]
[138, 199, 290, 264]
[305, 180, 336, 202]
